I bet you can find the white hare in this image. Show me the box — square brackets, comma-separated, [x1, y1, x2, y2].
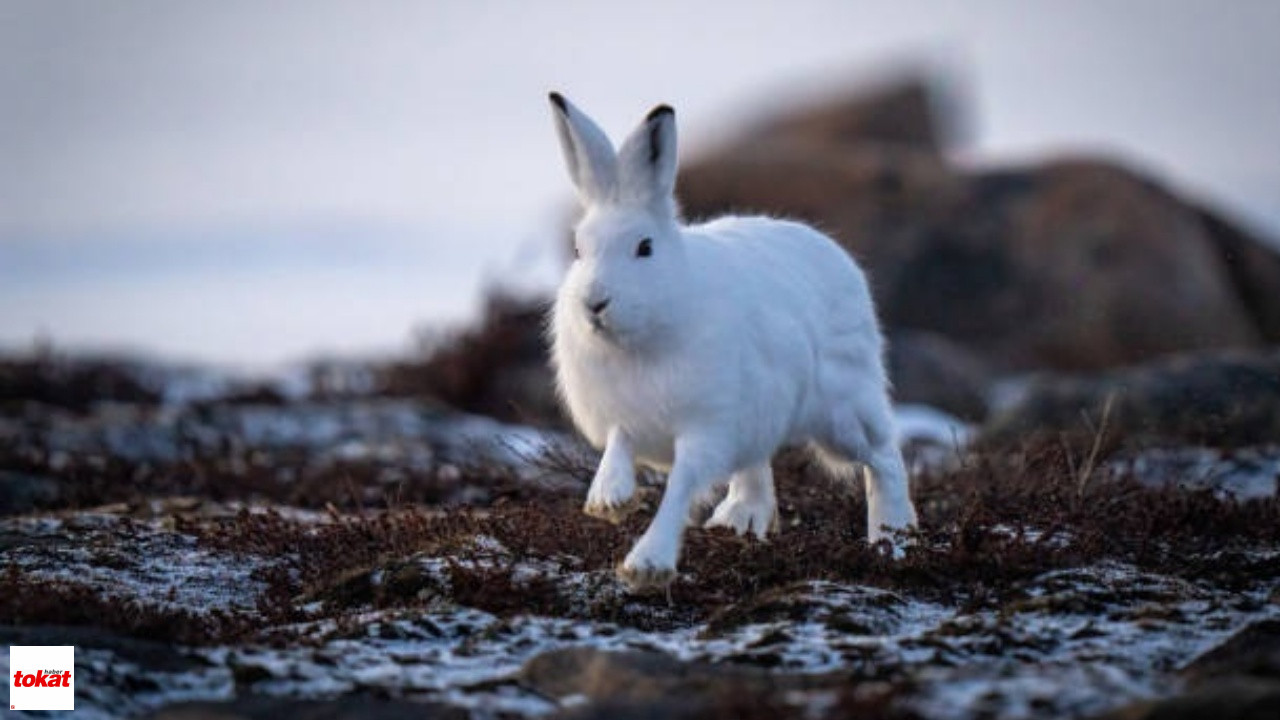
[547, 93, 918, 591]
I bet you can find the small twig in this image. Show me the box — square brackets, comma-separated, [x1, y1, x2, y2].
[1076, 392, 1116, 498]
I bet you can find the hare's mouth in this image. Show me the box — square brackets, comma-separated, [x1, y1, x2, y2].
[588, 313, 625, 343]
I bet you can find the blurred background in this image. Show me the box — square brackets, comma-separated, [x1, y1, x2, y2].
[2, 0, 1278, 370]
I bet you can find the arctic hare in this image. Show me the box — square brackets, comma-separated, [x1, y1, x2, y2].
[547, 93, 918, 591]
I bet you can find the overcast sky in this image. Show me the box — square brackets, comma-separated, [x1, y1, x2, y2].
[2, 0, 1278, 366]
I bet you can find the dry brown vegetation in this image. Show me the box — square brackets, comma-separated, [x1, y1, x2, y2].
[1, 354, 161, 412]
[6, 435, 1275, 648]
[376, 292, 563, 426]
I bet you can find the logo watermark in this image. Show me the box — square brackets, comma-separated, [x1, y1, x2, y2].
[9, 646, 74, 711]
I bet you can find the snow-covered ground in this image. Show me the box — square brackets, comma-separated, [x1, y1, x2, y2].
[5, 505, 1275, 719]
[3, 368, 1278, 719]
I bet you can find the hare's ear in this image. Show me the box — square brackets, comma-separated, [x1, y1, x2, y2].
[617, 104, 677, 209]
[549, 92, 617, 204]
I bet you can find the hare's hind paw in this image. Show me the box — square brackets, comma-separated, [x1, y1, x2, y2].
[869, 524, 919, 560]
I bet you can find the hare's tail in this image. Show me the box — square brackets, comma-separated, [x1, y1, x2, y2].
[808, 442, 864, 484]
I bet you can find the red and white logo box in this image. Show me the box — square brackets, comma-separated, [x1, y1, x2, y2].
[9, 645, 75, 711]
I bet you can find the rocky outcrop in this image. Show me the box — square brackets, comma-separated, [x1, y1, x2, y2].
[678, 80, 1280, 374]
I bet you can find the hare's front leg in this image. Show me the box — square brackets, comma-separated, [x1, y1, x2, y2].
[705, 463, 777, 540]
[584, 427, 639, 522]
[618, 435, 730, 591]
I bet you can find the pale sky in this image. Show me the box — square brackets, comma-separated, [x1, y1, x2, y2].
[2, 0, 1278, 367]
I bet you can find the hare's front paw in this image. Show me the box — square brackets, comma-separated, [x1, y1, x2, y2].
[617, 535, 677, 591]
[583, 468, 638, 523]
[705, 493, 776, 540]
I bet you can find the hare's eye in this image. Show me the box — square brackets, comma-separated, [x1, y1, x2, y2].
[636, 238, 653, 258]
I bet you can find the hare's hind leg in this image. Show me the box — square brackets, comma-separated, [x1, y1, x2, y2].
[862, 443, 918, 545]
[825, 394, 918, 549]
[704, 463, 777, 540]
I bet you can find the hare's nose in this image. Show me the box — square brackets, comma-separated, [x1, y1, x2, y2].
[587, 297, 611, 315]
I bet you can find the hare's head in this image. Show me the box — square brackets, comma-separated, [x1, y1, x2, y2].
[549, 93, 687, 349]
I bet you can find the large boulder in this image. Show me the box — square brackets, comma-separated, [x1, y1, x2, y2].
[889, 160, 1265, 371]
[678, 81, 1280, 374]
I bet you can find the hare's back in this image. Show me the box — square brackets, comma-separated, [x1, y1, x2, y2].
[687, 215, 884, 436]
[689, 216, 873, 321]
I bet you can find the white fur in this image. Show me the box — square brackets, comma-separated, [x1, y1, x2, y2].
[547, 93, 918, 590]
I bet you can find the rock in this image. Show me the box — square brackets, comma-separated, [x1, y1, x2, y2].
[678, 81, 1280, 373]
[0, 625, 203, 673]
[519, 647, 850, 719]
[147, 698, 467, 720]
[1181, 620, 1280, 683]
[1094, 678, 1280, 720]
[521, 647, 765, 702]
[886, 330, 992, 421]
[897, 160, 1264, 370]
[679, 141, 963, 272]
[0, 470, 62, 515]
[1101, 621, 1280, 720]
[522, 647, 912, 719]
[1197, 207, 1280, 342]
[977, 349, 1280, 450]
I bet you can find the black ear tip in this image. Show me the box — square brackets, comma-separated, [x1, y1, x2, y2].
[549, 92, 568, 112]
[646, 104, 675, 121]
